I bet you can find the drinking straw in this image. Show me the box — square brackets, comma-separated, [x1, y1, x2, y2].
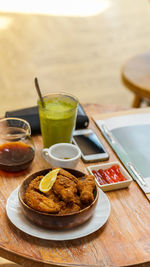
[34, 77, 45, 108]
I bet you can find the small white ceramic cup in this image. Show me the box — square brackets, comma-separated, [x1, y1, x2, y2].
[42, 143, 81, 169]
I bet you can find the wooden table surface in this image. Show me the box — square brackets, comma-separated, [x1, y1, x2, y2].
[0, 104, 150, 267]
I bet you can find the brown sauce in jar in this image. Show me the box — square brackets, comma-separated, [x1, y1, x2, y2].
[0, 142, 35, 172]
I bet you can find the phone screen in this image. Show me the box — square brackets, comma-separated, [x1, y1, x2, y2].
[73, 132, 105, 156]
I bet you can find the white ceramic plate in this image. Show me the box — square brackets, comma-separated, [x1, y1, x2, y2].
[87, 161, 132, 192]
[6, 187, 110, 241]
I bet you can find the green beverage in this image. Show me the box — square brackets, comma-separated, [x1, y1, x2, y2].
[38, 93, 78, 148]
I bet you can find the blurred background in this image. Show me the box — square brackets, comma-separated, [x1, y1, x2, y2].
[0, 1, 150, 265]
[0, 0, 150, 115]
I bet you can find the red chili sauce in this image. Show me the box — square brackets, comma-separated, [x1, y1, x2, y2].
[92, 164, 126, 185]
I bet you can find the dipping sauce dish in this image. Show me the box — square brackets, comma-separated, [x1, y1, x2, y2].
[87, 161, 132, 192]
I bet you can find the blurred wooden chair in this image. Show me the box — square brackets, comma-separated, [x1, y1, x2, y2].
[121, 52, 150, 107]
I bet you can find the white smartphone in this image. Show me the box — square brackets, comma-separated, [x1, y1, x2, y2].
[72, 129, 109, 162]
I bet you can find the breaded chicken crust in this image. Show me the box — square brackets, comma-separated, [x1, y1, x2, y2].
[53, 174, 77, 203]
[77, 175, 95, 205]
[24, 189, 61, 213]
[23, 169, 96, 214]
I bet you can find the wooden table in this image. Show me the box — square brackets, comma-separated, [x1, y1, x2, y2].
[0, 104, 150, 267]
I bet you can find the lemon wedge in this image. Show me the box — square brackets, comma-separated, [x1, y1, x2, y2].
[39, 168, 60, 193]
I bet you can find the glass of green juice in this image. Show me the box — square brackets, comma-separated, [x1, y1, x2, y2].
[38, 93, 78, 148]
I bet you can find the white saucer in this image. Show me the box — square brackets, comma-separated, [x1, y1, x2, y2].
[6, 187, 110, 241]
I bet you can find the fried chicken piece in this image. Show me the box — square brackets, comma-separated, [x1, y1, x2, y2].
[59, 202, 80, 215]
[27, 175, 43, 191]
[57, 168, 78, 183]
[24, 190, 61, 213]
[24, 175, 61, 213]
[46, 189, 60, 201]
[77, 175, 95, 205]
[53, 174, 77, 203]
[73, 194, 82, 206]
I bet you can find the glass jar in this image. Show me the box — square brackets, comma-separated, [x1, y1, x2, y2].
[0, 118, 35, 172]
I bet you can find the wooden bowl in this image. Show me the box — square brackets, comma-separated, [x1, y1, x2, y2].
[18, 168, 99, 230]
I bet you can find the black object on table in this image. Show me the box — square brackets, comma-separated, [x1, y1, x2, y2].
[5, 103, 89, 134]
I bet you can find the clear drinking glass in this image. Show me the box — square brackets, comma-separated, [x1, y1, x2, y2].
[38, 93, 78, 148]
[0, 118, 35, 172]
